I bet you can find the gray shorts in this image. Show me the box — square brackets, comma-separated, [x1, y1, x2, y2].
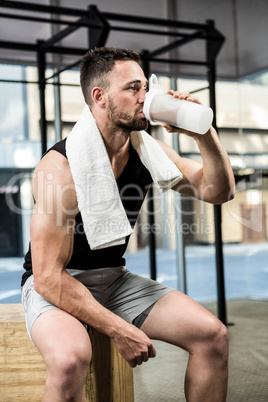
[21, 266, 174, 340]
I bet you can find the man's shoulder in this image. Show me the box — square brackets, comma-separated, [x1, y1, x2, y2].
[32, 149, 77, 214]
[34, 149, 73, 186]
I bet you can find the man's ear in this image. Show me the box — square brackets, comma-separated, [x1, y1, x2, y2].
[91, 87, 106, 108]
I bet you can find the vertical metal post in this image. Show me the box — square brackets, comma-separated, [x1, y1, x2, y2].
[142, 51, 157, 281]
[53, 74, 62, 143]
[147, 186, 157, 281]
[170, 77, 187, 294]
[37, 40, 47, 155]
[173, 155, 187, 294]
[214, 203, 227, 325]
[50, 0, 63, 143]
[21, 66, 29, 140]
[207, 55, 227, 325]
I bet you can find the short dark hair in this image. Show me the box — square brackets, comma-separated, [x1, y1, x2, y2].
[80, 47, 141, 106]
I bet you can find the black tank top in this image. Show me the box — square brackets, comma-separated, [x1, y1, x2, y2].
[21, 138, 152, 286]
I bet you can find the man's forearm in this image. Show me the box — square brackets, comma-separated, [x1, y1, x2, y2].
[34, 267, 127, 339]
[195, 127, 235, 203]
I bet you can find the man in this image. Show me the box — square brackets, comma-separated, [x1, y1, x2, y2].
[21, 47, 235, 401]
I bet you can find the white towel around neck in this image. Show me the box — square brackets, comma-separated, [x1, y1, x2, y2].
[66, 105, 183, 250]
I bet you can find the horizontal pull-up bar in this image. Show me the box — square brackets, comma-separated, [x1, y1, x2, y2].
[0, 78, 79, 87]
[0, 0, 215, 33]
[0, 40, 86, 55]
[0, 0, 86, 18]
[0, 12, 100, 27]
[144, 57, 208, 66]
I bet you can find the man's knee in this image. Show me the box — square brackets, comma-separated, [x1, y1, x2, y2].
[46, 340, 92, 393]
[204, 317, 229, 361]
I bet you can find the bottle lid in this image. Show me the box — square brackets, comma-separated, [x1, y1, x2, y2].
[143, 74, 161, 121]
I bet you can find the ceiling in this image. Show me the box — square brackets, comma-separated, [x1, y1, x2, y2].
[0, 0, 268, 80]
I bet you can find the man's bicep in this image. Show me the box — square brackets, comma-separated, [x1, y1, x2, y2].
[172, 156, 204, 195]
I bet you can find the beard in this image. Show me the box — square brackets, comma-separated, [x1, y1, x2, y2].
[107, 96, 148, 132]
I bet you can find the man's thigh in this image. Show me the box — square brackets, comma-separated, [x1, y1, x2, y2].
[31, 308, 92, 366]
[140, 290, 221, 351]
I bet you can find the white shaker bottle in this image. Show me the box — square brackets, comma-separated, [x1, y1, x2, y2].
[143, 74, 213, 134]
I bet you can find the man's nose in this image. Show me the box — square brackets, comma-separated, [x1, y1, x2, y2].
[138, 89, 146, 103]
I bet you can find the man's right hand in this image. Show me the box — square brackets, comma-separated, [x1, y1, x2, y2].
[113, 323, 156, 368]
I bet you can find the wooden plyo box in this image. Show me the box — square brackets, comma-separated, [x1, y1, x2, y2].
[0, 304, 134, 402]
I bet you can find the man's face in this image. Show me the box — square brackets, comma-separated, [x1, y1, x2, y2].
[105, 60, 148, 132]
